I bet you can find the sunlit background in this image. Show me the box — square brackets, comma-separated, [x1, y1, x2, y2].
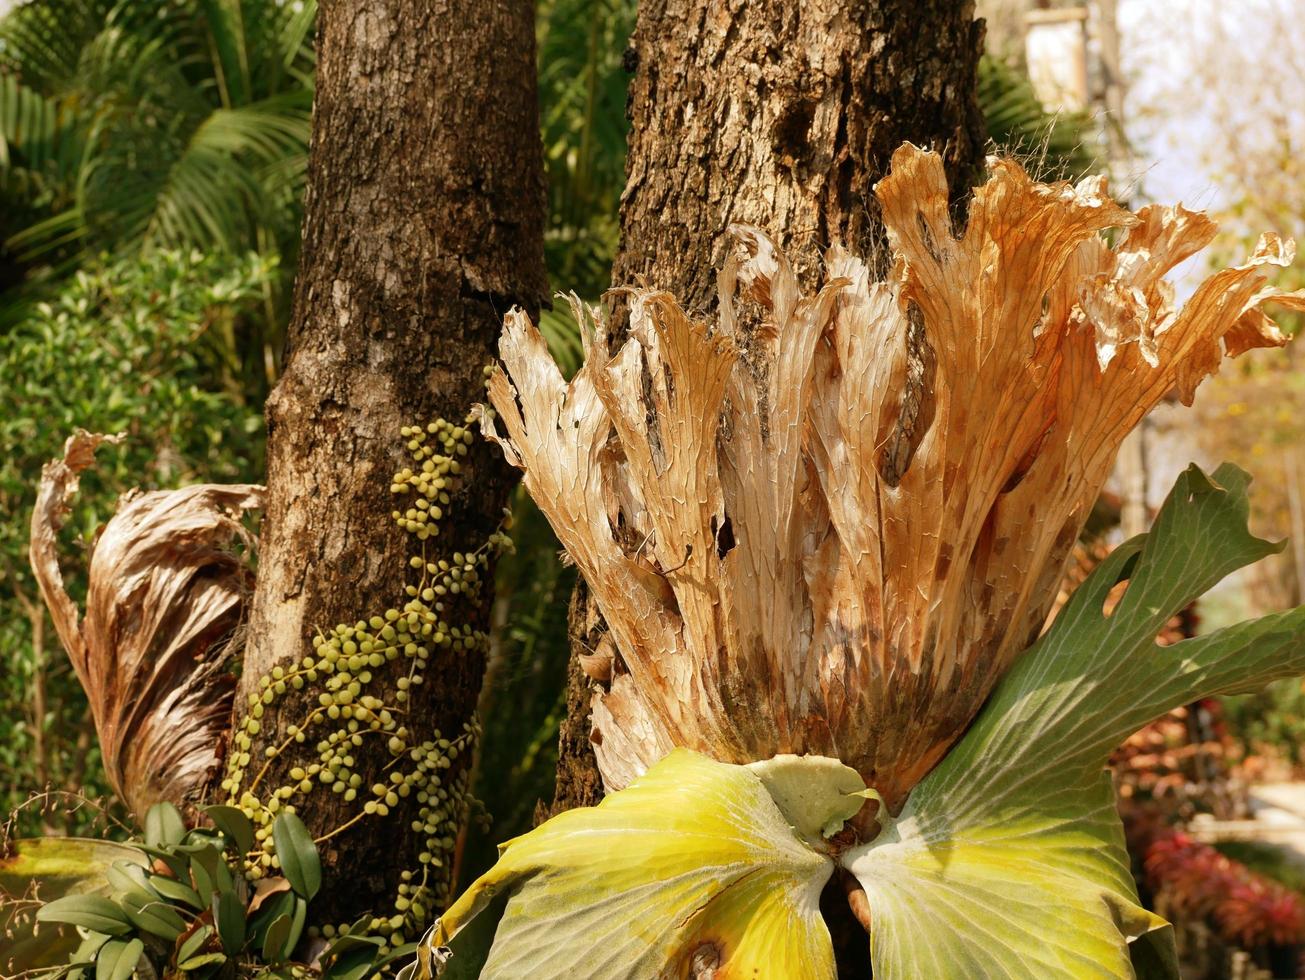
[3, 1, 1305, 975]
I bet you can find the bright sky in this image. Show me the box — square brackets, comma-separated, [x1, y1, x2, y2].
[1120, 0, 1303, 214]
[1119, 0, 1222, 209]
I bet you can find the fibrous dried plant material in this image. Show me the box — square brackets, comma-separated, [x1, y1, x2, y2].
[30, 431, 261, 817]
[480, 144, 1305, 810]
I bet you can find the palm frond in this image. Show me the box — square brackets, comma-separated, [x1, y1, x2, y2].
[0, 0, 116, 88]
[199, 0, 252, 108]
[978, 54, 1098, 182]
[1, 0, 312, 261]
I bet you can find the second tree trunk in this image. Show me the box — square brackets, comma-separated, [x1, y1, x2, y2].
[228, 0, 546, 933]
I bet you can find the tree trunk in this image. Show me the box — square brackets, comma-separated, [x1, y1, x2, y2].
[228, 0, 546, 935]
[551, 0, 987, 811]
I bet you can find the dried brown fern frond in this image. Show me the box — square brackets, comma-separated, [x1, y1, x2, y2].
[30, 431, 262, 817]
[479, 144, 1305, 810]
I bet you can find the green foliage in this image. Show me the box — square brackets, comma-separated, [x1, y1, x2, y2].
[460, 0, 632, 875]
[463, 487, 577, 882]
[0, 0, 314, 259]
[0, 0, 316, 388]
[1224, 677, 1305, 769]
[536, 0, 633, 300]
[532, 0, 634, 378]
[0, 249, 268, 838]
[26, 803, 416, 977]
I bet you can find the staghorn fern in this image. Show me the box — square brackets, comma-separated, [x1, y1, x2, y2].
[476, 144, 1305, 808]
[407, 145, 1305, 978]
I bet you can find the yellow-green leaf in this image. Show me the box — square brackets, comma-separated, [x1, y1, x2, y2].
[422, 749, 842, 979]
[144, 802, 186, 847]
[845, 464, 1305, 978]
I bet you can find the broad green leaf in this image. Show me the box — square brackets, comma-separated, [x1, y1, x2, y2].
[256, 896, 306, 962]
[178, 951, 228, 970]
[271, 812, 321, 900]
[845, 464, 1305, 978]
[94, 937, 143, 980]
[286, 895, 308, 959]
[747, 754, 870, 843]
[35, 894, 132, 935]
[261, 913, 292, 963]
[64, 931, 110, 969]
[149, 872, 203, 909]
[120, 887, 187, 941]
[214, 886, 247, 954]
[145, 802, 187, 847]
[204, 804, 255, 856]
[425, 749, 841, 978]
[190, 855, 216, 904]
[105, 860, 151, 899]
[249, 888, 295, 945]
[323, 944, 383, 980]
[188, 842, 234, 898]
[177, 923, 214, 963]
[324, 933, 384, 959]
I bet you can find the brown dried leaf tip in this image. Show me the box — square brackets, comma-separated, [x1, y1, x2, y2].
[30, 430, 262, 817]
[479, 144, 1305, 810]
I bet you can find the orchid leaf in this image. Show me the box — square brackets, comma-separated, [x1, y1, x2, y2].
[272, 811, 321, 900]
[94, 937, 143, 980]
[845, 463, 1305, 978]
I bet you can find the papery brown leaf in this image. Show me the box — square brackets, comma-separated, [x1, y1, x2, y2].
[248, 876, 291, 913]
[479, 144, 1302, 809]
[30, 430, 262, 817]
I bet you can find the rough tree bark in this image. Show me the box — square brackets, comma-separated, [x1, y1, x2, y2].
[230, 0, 546, 930]
[552, 0, 987, 809]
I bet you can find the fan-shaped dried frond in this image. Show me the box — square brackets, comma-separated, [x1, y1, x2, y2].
[480, 144, 1305, 809]
[30, 431, 261, 817]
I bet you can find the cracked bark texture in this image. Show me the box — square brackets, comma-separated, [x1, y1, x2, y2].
[234, 0, 546, 925]
[550, 0, 987, 818]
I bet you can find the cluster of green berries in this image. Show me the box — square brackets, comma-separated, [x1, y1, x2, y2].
[222, 417, 508, 951]
[390, 419, 471, 540]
